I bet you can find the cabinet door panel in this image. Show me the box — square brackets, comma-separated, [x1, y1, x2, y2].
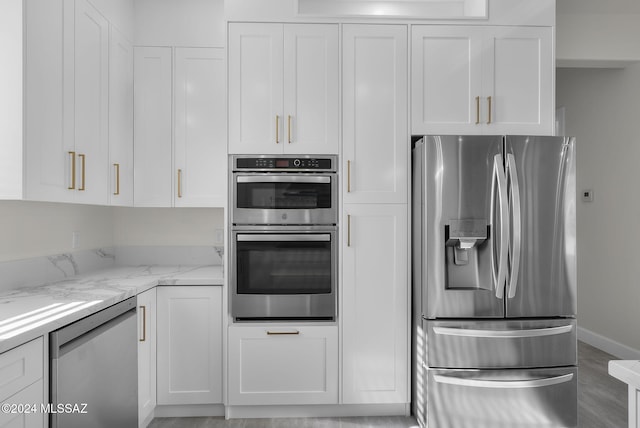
[109, 26, 133, 206]
[228, 325, 338, 405]
[174, 48, 226, 207]
[156, 286, 222, 405]
[411, 26, 483, 135]
[24, 0, 74, 203]
[229, 23, 283, 154]
[283, 24, 339, 154]
[487, 26, 553, 135]
[134, 47, 172, 207]
[343, 25, 408, 204]
[137, 288, 156, 427]
[342, 204, 409, 404]
[75, 0, 109, 204]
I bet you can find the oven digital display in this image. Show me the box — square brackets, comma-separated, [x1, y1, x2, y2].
[275, 159, 289, 168]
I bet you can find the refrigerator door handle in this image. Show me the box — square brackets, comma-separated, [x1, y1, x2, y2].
[434, 373, 574, 389]
[492, 154, 509, 298]
[432, 324, 573, 338]
[506, 153, 522, 299]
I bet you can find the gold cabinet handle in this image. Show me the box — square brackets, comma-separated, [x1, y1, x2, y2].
[487, 96, 492, 124]
[78, 154, 86, 191]
[139, 305, 147, 342]
[288, 115, 292, 144]
[267, 330, 300, 335]
[475, 96, 480, 125]
[68, 151, 76, 190]
[275, 115, 280, 144]
[113, 163, 120, 195]
[347, 160, 351, 193]
[347, 214, 351, 247]
[177, 169, 183, 198]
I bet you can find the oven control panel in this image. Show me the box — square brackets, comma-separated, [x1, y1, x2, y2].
[234, 156, 335, 171]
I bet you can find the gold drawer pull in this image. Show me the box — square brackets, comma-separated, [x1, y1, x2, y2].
[266, 330, 300, 335]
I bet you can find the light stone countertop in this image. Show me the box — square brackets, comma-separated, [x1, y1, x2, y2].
[0, 265, 223, 354]
[609, 359, 640, 389]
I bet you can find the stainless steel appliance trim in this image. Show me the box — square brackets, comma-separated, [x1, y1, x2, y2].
[237, 234, 331, 242]
[236, 175, 331, 184]
[492, 153, 509, 299]
[432, 324, 573, 338]
[433, 373, 574, 389]
[506, 152, 522, 299]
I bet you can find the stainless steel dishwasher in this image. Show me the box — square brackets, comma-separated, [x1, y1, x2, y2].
[50, 297, 138, 428]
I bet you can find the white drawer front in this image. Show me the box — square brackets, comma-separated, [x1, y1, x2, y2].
[228, 325, 338, 405]
[0, 338, 43, 402]
[0, 379, 44, 428]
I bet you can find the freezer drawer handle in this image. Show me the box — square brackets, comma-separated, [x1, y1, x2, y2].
[434, 373, 573, 389]
[432, 324, 573, 338]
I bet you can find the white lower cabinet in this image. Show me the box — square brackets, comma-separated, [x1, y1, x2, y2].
[0, 337, 45, 428]
[156, 286, 223, 405]
[228, 325, 338, 405]
[138, 288, 156, 428]
[341, 204, 409, 404]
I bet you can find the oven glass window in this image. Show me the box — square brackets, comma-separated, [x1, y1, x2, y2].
[236, 237, 332, 294]
[236, 181, 332, 209]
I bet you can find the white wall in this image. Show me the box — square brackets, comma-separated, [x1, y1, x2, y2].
[113, 207, 224, 246]
[557, 64, 640, 353]
[134, 0, 224, 47]
[0, 201, 114, 262]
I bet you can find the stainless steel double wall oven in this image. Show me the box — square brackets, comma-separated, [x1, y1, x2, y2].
[230, 155, 338, 321]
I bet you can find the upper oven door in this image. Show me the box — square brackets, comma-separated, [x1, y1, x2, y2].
[232, 174, 338, 225]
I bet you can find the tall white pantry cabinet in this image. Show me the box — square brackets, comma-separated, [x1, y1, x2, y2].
[341, 24, 410, 405]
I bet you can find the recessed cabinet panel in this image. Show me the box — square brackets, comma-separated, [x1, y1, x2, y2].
[229, 24, 284, 154]
[228, 325, 338, 405]
[174, 48, 226, 207]
[134, 47, 173, 207]
[156, 286, 223, 405]
[342, 24, 408, 204]
[74, 0, 109, 204]
[342, 204, 409, 404]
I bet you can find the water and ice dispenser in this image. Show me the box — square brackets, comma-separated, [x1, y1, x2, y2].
[444, 219, 491, 289]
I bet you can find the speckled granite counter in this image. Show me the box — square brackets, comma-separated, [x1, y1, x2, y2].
[0, 265, 223, 354]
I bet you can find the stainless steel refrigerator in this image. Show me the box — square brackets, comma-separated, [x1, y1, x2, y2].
[412, 135, 577, 428]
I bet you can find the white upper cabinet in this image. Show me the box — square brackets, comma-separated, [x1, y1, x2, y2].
[342, 24, 408, 204]
[412, 25, 554, 136]
[109, 26, 134, 206]
[134, 47, 173, 207]
[174, 48, 227, 207]
[73, 0, 110, 204]
[134, 46, 226, 207]
[229, 23, 339, 154]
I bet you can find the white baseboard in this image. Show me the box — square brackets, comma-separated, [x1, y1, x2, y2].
[154, 404, 225, 418]
[578, 326, 640, 360]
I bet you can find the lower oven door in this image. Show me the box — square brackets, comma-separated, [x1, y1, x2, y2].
[231, 228, 337, 320]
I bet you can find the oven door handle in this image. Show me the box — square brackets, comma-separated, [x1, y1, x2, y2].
[237, 234, 331, 242]
[236, 176, 331, 184]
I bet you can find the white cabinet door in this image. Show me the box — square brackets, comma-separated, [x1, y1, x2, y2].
[109, 26, 133, 206]
[342, 25, 408, 204]
[283, 24, 339, 154]
[134, 47, 173, 207]
[174, 48, 226, 207]
[411, 26, 484, 135]
[137, 288, 156, 428]
[411, 25, 554, 136]
[24, 0, 74, 203]
[156, 286, 223, 405]
[228, 325, 338, 405]
[74, 0, 109, 204]
[342, 204, 409, 404]
[485, 26, 554, 135]
[0, 380, 44, 428]
[229, 23, 283, 154]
